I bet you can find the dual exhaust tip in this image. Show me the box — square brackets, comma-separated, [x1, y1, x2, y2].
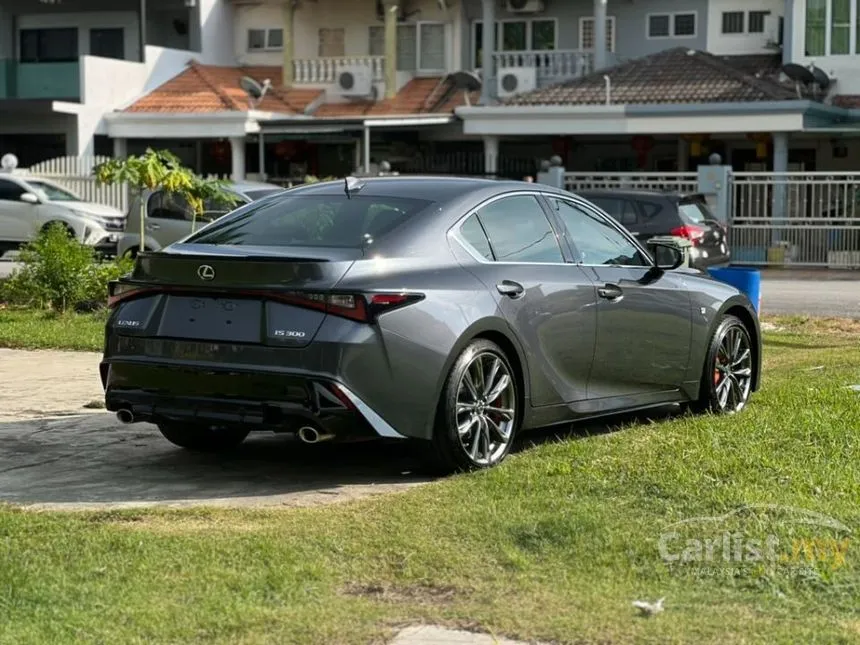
[118, 410, 334, 445]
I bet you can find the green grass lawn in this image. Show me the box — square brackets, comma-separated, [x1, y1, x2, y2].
[1, 318, 859, 643]
[0, 307, 105, 351]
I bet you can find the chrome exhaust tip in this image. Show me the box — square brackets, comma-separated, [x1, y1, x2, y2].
[297, 426, 334, 444]
[116, 409, 135, 424]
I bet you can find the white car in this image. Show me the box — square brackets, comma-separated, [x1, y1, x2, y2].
[0, 173, 126, 257]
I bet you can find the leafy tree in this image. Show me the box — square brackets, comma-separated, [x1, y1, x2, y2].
[93, 149, 238, 252]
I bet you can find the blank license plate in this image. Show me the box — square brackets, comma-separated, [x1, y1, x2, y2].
[157, 296, 263, 343]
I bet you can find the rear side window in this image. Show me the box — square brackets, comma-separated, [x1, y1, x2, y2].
[678, 201, 708, 224]
[459, 213, 494, 260]
[587, 196, 638, 226]
[184, 194, 433, 248]
[475, 195, 564, 263]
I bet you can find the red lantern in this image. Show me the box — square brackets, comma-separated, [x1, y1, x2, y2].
[631, 135, 654, 169]
[210, 140, 229, 162]
[275, 141, 297, 158]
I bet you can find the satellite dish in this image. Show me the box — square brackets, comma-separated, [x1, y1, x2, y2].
[0, 153, 18, 173]
[445, 70, 482, 92]
[239, 76, 271, 108]
[809, 65, 831, 90]
[781, 63, 815, 85]
[443, 70, 482, 106]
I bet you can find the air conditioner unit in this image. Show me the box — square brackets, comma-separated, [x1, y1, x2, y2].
[764, 15, 784, 46]
[497, 67, 537, 98]
[334, 63, 377, 99]
[506, 0, 544, 14]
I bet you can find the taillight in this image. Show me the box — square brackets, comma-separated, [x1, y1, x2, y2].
[285, 291, 424, 322]
[107, 281, 156, 308]
[671, 225, 706, 245]
[107, 280, 423, 323]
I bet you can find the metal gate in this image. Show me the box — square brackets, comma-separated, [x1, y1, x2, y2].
[24, 155, 129, 212]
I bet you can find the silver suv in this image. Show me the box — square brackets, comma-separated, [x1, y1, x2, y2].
[117, 180, 285, 257]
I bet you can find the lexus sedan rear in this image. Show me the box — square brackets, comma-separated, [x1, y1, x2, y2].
[102, 177, 761, 473]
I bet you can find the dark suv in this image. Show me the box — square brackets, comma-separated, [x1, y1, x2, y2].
[575, 189, 730, 270]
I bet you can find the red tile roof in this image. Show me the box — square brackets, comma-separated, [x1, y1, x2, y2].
[833, 95, 860, 108]
[124, 63, 470, 117]
[124, 62, 323, 114]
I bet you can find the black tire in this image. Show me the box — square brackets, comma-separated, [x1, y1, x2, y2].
[689, 314, 754, 414]
[157, 422, 249, 453]
[426, 339, 519, 474]
[123, 247, 139, 260]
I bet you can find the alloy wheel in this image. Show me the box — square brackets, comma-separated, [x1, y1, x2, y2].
[455, 351, 516, 466]
[713, 325, 753, 413]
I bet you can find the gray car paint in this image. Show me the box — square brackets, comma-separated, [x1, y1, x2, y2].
[102, 177, 761, 442]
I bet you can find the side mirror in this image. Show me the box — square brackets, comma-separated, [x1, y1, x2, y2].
[19, 192, 40, 204]
[646, 236, 689, 270]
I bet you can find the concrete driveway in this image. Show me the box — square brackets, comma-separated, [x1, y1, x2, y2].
[0, 349, 428, 510]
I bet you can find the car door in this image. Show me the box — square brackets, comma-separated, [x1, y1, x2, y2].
[146, 190, 196, 247]
[546, 195, 693, 401]
[0, 178, 38, 242]
[454, 192, 597, 406]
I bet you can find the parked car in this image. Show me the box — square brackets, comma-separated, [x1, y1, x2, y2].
[575, 189, 730, 270]
[117, 180, 286, 257]
[101, 177, 761, 473]
[0, 173, 125, 257]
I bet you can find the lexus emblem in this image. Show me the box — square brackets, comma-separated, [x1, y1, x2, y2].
[197, 264, 215, 281]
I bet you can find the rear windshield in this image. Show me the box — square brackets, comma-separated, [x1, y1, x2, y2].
[183, 194, 434, 248]
[243, 188, 285, 201]
[678, 199, 711, 224]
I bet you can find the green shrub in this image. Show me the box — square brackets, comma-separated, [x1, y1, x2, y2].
[0, 224, 133, 312]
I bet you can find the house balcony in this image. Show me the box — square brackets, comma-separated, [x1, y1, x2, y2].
[493, 50, 613, 87]
[0, 60, 80, 100]
[292, 55, 385, 84]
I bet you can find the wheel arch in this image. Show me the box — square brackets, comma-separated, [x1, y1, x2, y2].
[424, 317, 531, 438]
[714, 297, 762, 392]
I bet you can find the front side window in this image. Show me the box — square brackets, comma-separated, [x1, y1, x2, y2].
[475, 195, 563, 264]
[26, 180, 79, 202]
[550, 198, 649, 267]
[0, 179, 26, 202]
[184, 194, 433, 248]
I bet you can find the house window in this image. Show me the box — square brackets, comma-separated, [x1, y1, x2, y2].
[369, 22, 447, 72]
[247, 28, 283, 51]
[647, 12, 697, 38]
[471, 19, 557, 68]
[748, 11, 771, 33]
[318, 28, 345, 57]
[89, 28, 124, 59]
[19, 28, 79, 63]
[805, 0, 860, 55]
[579, 16, 616, 51]
[722, 12, 745, 34]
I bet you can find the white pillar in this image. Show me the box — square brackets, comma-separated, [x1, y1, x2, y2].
[772, 132, 789, 241]
[593, 0, 608, 72]
[483, 135, 499, 177]
[257, 134, 266, 180]
[479, 0, 496, 105]
[229, 136, 246, 181]
[363, 125, 371, 174]
[782, 0, 794, 66]
[112, 137, 127, 159]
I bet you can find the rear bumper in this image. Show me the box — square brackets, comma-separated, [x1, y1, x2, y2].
[101, 360, 407, 440]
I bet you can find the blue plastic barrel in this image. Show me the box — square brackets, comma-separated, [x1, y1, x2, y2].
[708, 267, 761, 313]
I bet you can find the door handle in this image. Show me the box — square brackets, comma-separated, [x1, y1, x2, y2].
[597, 283, 623, 300]
[146, 223, 160, 231]
[496, 280, 525, 298]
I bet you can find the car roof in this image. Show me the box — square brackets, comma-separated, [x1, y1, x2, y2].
[284, 175, 571, 202]
[575, 188, 704, 201]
